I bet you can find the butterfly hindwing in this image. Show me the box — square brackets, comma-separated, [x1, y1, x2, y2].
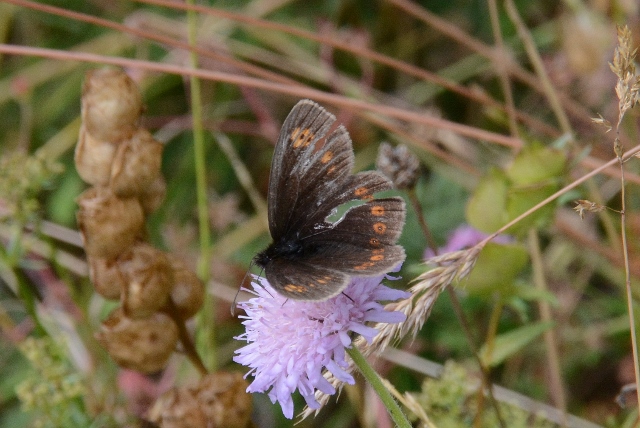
[302, 197, 406, 275]
[265, 258, 350, 301]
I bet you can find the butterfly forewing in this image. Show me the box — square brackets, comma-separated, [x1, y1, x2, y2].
[268, 100, 338, 240]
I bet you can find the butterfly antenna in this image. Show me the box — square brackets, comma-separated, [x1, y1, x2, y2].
[231, 260, 256, 317]
[341, 291, 355, 302]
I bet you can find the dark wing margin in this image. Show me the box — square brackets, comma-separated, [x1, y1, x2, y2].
[267, 100, 338, 240]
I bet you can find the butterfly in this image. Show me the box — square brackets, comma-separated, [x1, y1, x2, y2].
[254, 100, 406, 301]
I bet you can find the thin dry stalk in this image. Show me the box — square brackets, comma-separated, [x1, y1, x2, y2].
[379, 377, 436, 428]
[4, 0, 299, 87]
[608, 25, 640, 411]
[504, 0, 572, 135]
[487, 0, 518, 138]
[135, 0, 560, 139]
[0, 44, 524, 148]
[213, 133, 268, 216]
[385, 0, 596, 128]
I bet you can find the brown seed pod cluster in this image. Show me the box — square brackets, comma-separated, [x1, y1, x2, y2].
[148, 372, 252, 428]
[75, 68, 204, 374]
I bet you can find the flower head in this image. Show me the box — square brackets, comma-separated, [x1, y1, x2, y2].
[233, 272, 408, 419]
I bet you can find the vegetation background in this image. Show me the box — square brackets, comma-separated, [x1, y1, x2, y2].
[0, 0, 639, 427]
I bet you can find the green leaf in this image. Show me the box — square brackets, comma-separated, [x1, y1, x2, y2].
[466, 169, 509, 234]
[479, 321, 555, 367]
[509, 282, 559, 305]
[505, 181, 558, 235]
[461, 242, 529, 295]
[506, 144, 566, 185]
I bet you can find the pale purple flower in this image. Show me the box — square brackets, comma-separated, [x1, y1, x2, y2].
[233, 271, 409, 419]
[424, 224, 513, 259]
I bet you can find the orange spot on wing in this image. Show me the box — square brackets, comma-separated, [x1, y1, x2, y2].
[291, 127, 314, 148]
[321, 151, 333, 163]
[371, 205, 385, 216]
[354, 262, 375, 271]
[284, 284, 306, 294]
[355, 187, 372, 200]
[373, 222, 387, 234]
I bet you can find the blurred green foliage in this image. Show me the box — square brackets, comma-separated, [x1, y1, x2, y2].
[0, 0, 637, 427]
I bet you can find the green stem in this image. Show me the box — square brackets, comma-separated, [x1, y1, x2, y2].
[346, 346, 411, 428]
[186, 0, 215, 372]
[528, 228, 567, 421]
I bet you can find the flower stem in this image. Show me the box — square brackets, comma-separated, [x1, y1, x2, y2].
[186, 0, 215, 371]
[165, 299, 208, 376]
[346, 346, 411, 428]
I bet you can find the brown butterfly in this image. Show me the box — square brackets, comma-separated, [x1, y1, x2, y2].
[254, 100, 406, 300]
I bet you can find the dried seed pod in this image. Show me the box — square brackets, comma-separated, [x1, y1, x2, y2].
[119, 243, 173, 319]
[138, 175, 167, 215]
[76, 187, 144, 259]
[96, 307, 177, 373]
[168, 256, 204, 320]
[149, 372, 252, 428]
[88, 256, 124, 300]
[74, 124, 118, 186]
[194, 372, 252, 428]
[376, 142, 421, 190]
[148, 387, 207, 428]
[110, 128, 164, 197]
[82, 68, 143, 142]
